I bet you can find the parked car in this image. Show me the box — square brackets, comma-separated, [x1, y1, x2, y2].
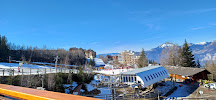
[204, 83, 216, 89]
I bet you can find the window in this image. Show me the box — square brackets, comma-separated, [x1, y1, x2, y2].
[155, 73, 158, 77]
[153, 74, 156, 78]
[144, 77, 148, 81]
[158, 72, 161, 76]
[164, 70, 168, 74]
[131, 77, 134, 82]
[121, 76, 123, 82]
[135, 76, 137, 82]
[123, 77, 126, 82]
[129, 76, 131, 82]
[160, 71, 163, 75]
[125, 76, 128, 82]
[148, 76, 151, 80]
[163, 70, 166, 74]
[150, 75, 154, 79]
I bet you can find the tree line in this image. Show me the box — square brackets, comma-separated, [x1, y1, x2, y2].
[0, 35, 87, 66]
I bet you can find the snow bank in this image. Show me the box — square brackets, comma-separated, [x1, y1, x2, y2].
[0, 62, 54, 69]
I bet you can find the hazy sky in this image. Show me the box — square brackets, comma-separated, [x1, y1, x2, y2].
[1, 0, 216, 54]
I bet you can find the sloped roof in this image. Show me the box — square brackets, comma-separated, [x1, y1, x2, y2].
[120, 66, 162, 75]
[164, 66, 210, 76]
[87, 58, 105, 67]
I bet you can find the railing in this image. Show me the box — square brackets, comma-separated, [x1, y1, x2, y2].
[0, 68, 80, 76]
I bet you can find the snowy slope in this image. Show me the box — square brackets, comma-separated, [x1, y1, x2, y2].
[0, 62, 54, 69]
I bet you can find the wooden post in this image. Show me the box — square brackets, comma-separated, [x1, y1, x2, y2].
[22, 69, 23, 75]
[45, 68, 46, 74]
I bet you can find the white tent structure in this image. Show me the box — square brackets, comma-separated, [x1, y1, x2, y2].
[120, 66, 169, 88]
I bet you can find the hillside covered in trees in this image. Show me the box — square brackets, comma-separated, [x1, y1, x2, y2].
[0, 35, 87, 65]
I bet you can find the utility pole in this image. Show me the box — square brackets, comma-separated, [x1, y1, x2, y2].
[9, 56, 11, 63]
[54, 56, 59, 73]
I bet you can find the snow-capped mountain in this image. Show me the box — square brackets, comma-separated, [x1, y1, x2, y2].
[96, 53, 119, 58]
[145, 41, 216, 65]
[191, 41, 216, 64]
[98, 40, 216, 66]
[158, 42, 175, 48]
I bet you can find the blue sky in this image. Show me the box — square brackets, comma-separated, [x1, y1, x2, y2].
[1, 0, 216, 54]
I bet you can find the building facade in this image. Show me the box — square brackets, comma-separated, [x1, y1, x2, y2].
[164, 66, 211, 82]
[120, 66, 169, 87]
[84, 49, 96, 59]
[118, 50, 140, 66]
[69, 47, 96, 59]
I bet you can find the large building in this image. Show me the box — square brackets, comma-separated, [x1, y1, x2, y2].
[120, 66, 169, 87]
[118, 50, 140, 66]
[84, 49, 96, 59]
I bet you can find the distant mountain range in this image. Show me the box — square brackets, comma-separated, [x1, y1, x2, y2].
[96, 53, 119, 58]
[97, 40, 216, 65]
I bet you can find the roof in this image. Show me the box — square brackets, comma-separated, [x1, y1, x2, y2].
[0, 84, 98, 100]
[120, 66, 162, 75]
[87, 58, 105, 67]
[164, 66, 209, 76]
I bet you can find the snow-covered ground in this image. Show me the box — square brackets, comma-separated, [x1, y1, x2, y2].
[0, 62, 54, 69]
[0, 62, 78, 76]
[167, 83, 199, 98]
[32, 62, 78, 67]
[154, 81, 175, 96]
[87, 58, 105, 67]
[64, 79, 111, 99]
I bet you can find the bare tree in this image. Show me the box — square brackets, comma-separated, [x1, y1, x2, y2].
[160, 45, 180, 66]
[64, 54, 69, 68]
[168, 45, 180, 66]
[160, 48, 169, 66]
[48, 74, 56, 91]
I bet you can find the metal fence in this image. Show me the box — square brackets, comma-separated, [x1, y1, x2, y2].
[0, 68, 80, 76]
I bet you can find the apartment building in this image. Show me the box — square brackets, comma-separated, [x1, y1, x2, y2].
[84, 49, 96, 59]
[118, 50, 140, 66]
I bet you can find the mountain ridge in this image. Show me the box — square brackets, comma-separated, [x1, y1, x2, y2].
[97, 40, 216, 65]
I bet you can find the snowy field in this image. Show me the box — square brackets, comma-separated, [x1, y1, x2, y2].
[64, 79, 112, 99]
[166, 82, 199, 99]
[154, 81, 175, 96]
[0, 62, 78, 76]
[93, 68, 135, 75]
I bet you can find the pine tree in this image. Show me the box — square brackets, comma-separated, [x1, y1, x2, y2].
[180, 39, 196, 67]
[196, 59, 201, 68]
[0, 35, 10, 62]
[138, 48, 148, 68]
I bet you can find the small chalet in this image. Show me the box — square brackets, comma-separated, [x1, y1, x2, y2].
[164, 66, 211, 82]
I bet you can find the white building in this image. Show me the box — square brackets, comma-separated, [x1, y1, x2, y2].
[120, 66, 169, 88]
